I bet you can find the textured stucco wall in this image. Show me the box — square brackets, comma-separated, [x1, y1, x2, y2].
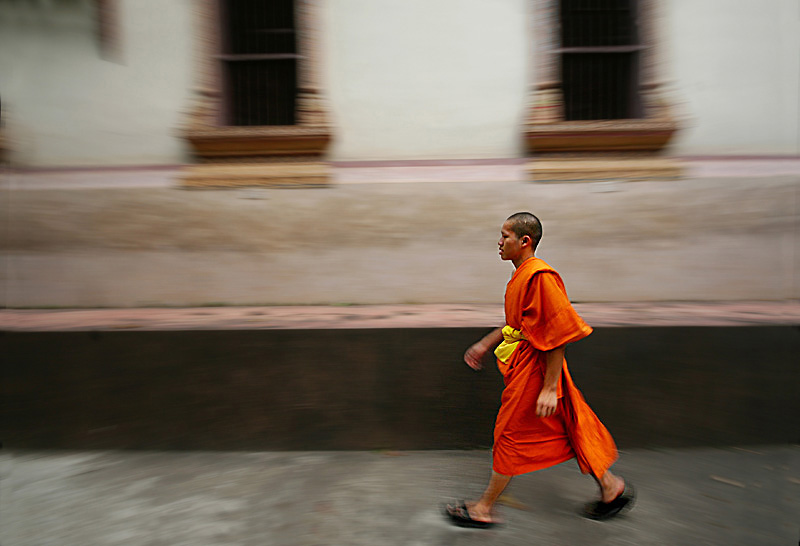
[0, 0, 195, 166]
[664, 0, 800, 156]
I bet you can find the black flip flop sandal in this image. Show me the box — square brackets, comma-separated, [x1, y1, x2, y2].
[444, 501, 496, 529]
[583, 481, 636, 521]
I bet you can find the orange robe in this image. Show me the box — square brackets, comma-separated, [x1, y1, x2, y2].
[492, 257, 618, 478]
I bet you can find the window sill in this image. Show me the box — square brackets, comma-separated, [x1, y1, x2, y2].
[184, 125, 331, 159]
[525, 119, 678, 153]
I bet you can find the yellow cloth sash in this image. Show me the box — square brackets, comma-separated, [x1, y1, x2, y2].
[494, 325, 525, 363]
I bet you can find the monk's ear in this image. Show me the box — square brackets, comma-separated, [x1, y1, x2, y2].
[521, 235, 531, 247]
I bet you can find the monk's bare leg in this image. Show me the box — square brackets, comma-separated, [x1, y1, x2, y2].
[596, 470, 625, 502]
[466, 471, 512, 522]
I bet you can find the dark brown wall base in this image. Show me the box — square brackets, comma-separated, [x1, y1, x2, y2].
[2, 327, 798, 451]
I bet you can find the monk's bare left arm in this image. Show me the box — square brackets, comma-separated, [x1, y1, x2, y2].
[537, 344, 565, 417]
[464, 327, 503, 371]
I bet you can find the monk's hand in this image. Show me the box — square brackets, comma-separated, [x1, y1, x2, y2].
[536, 388, 558, 417]
[464, 342, 487, 371]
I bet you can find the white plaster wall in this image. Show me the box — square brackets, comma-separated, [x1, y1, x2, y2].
[664, 0, 800, 156]
[0, 0, 195, 166]
[323, 0, 530, 161]
[2, 0, 799, 166]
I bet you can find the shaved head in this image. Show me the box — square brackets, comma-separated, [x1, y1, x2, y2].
[505, 212, 542, 250]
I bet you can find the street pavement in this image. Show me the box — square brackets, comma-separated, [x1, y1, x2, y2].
[1, 445, 798, 546]
[2, 301, 798, 545]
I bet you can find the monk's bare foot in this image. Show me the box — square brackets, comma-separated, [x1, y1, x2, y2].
[465, 501, 496, 523]
[584, 476, 635, 520]
[600, 474, 625, 503]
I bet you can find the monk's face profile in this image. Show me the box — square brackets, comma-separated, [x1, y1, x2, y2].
[499, 221, 524, 262]
[499, 219, 536, 267]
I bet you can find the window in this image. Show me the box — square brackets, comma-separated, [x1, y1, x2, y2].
[220, 0, 298, 126]
[181, 0, 332, 186]
[526, 0, 681, 173]
[559, 0, 644, 120]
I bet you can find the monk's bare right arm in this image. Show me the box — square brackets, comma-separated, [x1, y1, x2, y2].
[537, 344, 565, 417]
[464, 327, 504, 371]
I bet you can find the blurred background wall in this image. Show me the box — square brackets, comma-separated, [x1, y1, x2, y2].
[323, 0, 530, 161]
[1, 0, 798, 307]
[665, 0, 800, 155]
[1, 0, 798, 166]
[0, 0, 195, 166]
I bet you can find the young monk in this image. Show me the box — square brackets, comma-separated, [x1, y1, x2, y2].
[446, 212, 634, 528]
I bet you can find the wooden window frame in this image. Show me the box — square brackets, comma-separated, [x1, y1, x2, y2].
[95, 0, 122, 62]
[182, 0, 331, 162]
[526, 0, 679, 154]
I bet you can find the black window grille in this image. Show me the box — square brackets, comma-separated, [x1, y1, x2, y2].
[559, 0, 644, 120]
[220, 0, 298, 126]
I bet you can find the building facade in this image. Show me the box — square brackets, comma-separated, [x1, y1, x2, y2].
[1, 1, 798, 307]
[1, 0, 798, 167]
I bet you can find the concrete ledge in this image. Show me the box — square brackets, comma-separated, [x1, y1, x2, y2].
[180, 162, 329, 188]
[528, 157, 683, 182]
[4, 156, 800, 189]
[2, 301, 798, 331]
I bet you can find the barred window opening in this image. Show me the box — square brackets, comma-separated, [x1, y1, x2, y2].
[220, 0, 298, 126]
[559, 0, 643, 121]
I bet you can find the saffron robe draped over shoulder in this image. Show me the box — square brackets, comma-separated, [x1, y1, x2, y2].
[492, 257, 618, 478]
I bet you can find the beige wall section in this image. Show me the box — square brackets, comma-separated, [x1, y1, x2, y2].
[0, 0, 194, 166]
[665, 0, 800, 156]
[323, 0, 530, 161]
[2, 171, 798, 307]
